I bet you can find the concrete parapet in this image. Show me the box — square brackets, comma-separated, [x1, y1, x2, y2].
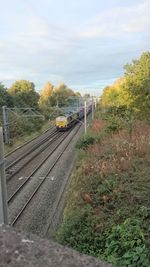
[0, 225, 113, 267]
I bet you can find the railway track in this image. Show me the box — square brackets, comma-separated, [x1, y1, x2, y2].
[7, 131, 68, 203]
[5, 126, 55, 157]
[8, 124, 81, 226]
[6, 129, 61, 181]
[5, 126, 56, 166]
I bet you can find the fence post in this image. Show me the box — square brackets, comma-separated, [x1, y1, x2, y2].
[0, 127, 8, 224]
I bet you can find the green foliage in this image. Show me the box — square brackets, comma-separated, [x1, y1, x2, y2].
[57, 206, 103, 257]
[105, 116, 123, 133]
[54, 83, 77, 107]
[105, 219, 150, 267]
[76, 134, 96, 149]
[98, 106, 135, 135]
[0, 83, 13, 108]
[100, 51, 150, 121]
[38, 82, 79, 118]
[39, 82, 77, 108]
[1, 79, 79, 141]
[8, 80, 39, 108]
[10, 117, 44, 138]
[124, 51, 150, 119]
[139, 206, 150, 220]
[57, 172, 150, 266]
[56, 111, 150, 267]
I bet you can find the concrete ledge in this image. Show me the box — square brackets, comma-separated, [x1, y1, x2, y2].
[0, 225, 113, 267]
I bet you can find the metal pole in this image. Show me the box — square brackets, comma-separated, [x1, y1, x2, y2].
[84, 101, 87, 134]
[2, 106, 10, 144]
[0, 127, 8, 224]
[95, 98, 97, 109]
[92, 96, 94, 120]
[56, 100, 59, 109]
[56, 99, 59, 115]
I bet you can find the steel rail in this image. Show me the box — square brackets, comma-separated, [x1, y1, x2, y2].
[5, 126, 55, 157]
[6, 131, 61, 181]
[6, 129, 57, 171]
[10, 124, 81, 226]
[8, 131, 68, 203]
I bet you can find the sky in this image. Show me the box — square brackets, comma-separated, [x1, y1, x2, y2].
[0, 0, 150, 96]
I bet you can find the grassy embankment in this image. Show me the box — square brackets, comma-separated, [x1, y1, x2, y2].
[56, 107, 150, 267]
[4, 120, 54, 154]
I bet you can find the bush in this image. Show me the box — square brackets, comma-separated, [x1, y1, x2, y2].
[105, 218, 150, 267]
[10, 117, 44, 139]
[57, 117, 150, 267]
[76, 134, 96, 149]
[105, 117, 123, 133]
[57, 206, 104, 257]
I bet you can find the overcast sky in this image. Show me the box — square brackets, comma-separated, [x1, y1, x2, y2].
[0, 0, 150, 95]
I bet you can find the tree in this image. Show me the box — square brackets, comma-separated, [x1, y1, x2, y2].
[75, 92, 81, 97]
[124, 51, 150, 118]
[38, 82, 78, 119]
[100, 78, 129, 108]
[84, 93, 90, 98]
[38, 82, 56, 119]
[38, 82, 54, 106]
[100, 51, 150, 120]
[54, 83, 76, 107]
[8, 80, 39, 108]
[0, 83, 13, 107]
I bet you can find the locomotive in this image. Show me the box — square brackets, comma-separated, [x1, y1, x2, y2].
[55, 104, 92, 131]
[56, 111, 78, 131]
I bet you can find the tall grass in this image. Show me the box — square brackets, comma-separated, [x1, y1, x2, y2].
[57, 117, 150, 267]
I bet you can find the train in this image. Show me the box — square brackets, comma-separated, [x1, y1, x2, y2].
[55, 104, 92, 131]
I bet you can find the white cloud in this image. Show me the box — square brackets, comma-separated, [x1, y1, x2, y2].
[122, 0, 150, 33]
[79, 0, 150, 39]
[27, 17, 49, 37]
[0, 74, 17, 81]
[0, 0, 149, 93]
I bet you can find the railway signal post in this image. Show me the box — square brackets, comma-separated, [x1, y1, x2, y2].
[0, 127, 8, 224]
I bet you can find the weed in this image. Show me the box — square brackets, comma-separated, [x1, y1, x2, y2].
[56, 113, 150, 267]
[105, 219, 150, 267]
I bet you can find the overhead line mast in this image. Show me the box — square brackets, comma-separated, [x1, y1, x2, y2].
[2, 106, 44, 144]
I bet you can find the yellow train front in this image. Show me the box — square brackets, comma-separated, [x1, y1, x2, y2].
[56, 112, 78, 131]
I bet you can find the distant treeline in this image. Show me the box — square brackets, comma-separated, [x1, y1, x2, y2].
[0, 81, 80, 116]
[0, 81, 80, 140]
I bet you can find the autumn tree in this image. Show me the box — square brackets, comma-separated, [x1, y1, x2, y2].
[54, 84, 83, 109]
[75, 92, 81, 97]
[38, 82, 56, 119]
[124, 51, 150, 118]
[8, 80, 39, 108]
[54, 83, 76, 107]
[101, 78, 129, 108]
[100, 51, 150, 120]
[38, 82, 54, 106]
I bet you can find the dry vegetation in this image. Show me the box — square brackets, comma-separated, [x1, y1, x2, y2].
[57, 116, 150, 267]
